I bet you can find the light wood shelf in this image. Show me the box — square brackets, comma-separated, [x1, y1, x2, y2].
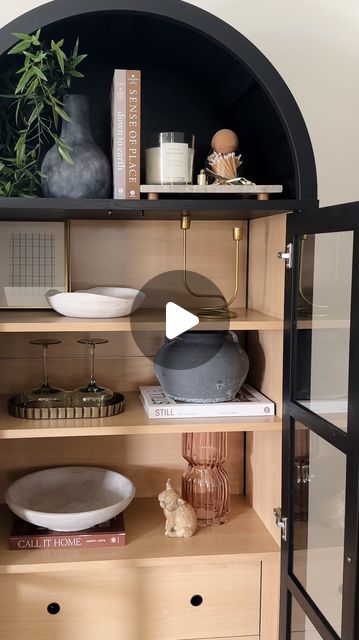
[0, 308, 283, 333]
[0, 496, 279, 574]
[0, 393, 281, 439]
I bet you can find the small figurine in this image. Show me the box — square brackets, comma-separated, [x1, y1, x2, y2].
[207, 128, 255, 185]
[158, 479, 197, 538]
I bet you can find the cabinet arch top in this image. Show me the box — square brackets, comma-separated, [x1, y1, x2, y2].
[0, 0, 317, 200]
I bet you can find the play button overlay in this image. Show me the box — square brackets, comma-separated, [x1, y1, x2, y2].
[130, 269, 230, 370]
[165, 302, 199, 339]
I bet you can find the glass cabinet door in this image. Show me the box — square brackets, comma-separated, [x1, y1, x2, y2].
[280, 202, 359, 640]
[293, 424, 345, 636]
[295, 231, 353, 431]
[291, 598, 325, 640]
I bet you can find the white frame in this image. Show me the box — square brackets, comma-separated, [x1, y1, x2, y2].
[0, 221, 69, 309]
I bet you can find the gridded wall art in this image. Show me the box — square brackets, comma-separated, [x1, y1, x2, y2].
[0, 222, 68, 308]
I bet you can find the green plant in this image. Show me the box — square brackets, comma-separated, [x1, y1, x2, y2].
[0, 30, 87, 197]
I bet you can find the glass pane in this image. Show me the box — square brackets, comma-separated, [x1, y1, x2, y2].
[295, 231, 353, 431]
[291, 598, 323, 639]
[293, 423, 345, 635]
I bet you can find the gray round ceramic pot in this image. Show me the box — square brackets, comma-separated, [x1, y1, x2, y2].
[41, 94, 111, 198]
[154, 331, 249, 403]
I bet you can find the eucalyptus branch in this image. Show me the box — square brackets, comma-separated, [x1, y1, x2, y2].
[0, 30, 86, 196]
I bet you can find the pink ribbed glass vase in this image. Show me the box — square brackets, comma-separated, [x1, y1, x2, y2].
[182, 432, 230, 526]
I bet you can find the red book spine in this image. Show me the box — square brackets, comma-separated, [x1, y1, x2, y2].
[125, 70, 141, 199]
[9, 531, 126, 550]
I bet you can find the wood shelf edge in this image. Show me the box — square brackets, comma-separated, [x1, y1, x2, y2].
[0, 497, 279, 574]
[0, 308, 283, 333]
[0, 393, 282, 438]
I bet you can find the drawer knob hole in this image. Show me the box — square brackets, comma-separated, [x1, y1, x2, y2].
[190, 594, 203, 607]
[47, 602, 60, 615]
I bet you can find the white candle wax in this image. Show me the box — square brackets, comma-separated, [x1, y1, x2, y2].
[145, 143, 194, 184]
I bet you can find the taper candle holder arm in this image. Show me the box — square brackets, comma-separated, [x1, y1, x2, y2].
[222, 226, 242, 309]
[181, 213, 226, 305]
[180, 213, 242, 319]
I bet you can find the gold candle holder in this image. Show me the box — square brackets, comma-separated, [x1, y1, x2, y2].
[180, 213, 242, 319]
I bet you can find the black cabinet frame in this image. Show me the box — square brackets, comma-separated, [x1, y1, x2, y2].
[280, 201, 359, 640]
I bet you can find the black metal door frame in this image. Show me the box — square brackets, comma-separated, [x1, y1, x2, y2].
[280, 201, 359, 640]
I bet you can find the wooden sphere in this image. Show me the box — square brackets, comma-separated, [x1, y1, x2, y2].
[211, 129, 239, 154]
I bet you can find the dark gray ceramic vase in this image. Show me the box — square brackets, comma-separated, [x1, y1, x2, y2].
[154, 331, 249, 403]
[41, 94, 111, 198]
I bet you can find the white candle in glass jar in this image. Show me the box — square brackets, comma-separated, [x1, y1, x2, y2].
[145, 133, 195, 185]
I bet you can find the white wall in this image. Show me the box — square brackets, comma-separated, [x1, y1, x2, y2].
[1, 0, 359, 206]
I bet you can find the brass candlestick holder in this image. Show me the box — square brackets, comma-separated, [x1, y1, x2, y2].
[181, 213, 242, 319]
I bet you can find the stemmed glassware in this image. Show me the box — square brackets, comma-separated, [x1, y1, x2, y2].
[9, 337, 124, 419]
[71, 338, 113, 406]
[23, 339, 67, 406]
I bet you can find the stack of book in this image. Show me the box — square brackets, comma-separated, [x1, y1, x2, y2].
[140, 384, 275, 419]
[111, 69, 141, 200]
[9, 513, 126, 550]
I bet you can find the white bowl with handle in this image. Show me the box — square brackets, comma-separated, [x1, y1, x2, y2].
[46, 287, 145, 318]
[5, 466, 136, 531]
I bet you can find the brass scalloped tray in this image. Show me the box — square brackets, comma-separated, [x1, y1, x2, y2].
[8, 392, 125, 420]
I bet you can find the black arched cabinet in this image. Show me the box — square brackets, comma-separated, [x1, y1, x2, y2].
[0, 2, 357, 640]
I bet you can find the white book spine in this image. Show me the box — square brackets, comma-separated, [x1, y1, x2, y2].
[112, 69, 126, 199]
[140, 388, 275, 419]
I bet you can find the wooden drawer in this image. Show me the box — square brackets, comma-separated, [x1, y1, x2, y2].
[0, 560, 260, 640]
[141, 560, 261, 639]
[0, 569, 140, 640]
